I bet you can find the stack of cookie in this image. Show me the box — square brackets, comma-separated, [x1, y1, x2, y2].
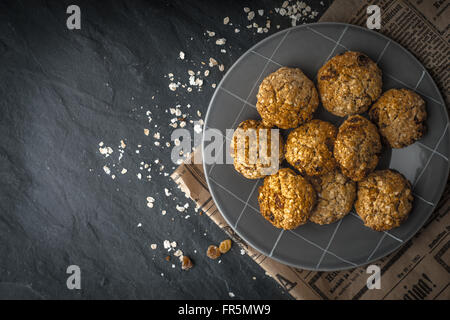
[231, 51, 426, 232]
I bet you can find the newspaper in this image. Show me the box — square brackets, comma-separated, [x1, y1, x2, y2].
[171, 0, 450, 300]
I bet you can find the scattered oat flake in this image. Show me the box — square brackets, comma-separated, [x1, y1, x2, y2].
[169, 82, 179, 91]
[151, 244, 157, 250]
[223, 17, 229, 24]
[244, 7, 250, 13]
[206, 30, 215, 37]
[144, 128, 149, 136]
[179, 51, 185, 60]
[215, 38, 226, 45]
[121, 168, 127, 174]
[103, 165, 111, 175]
[258, 9, 264, 16]
[209, 57, 218, 67]
[247, 11, 255, 20]
[163, 240, 171, 249]
[229, 292, 235, 298]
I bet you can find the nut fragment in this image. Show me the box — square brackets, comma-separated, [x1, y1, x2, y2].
[206, 245, 221, 259]
[181, 256, 193, 270]
[219, 239, 232, 254]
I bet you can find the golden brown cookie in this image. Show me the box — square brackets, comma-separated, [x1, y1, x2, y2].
[258, 168, 316, 230]
[334, 115, 382, 181]
[317, 51, 382, 117]
[309, 169, 356, 225]
[369, 88, 427, 148]
[285, 119, 337, 176]
[256, 67, 319, 129]
[355, 170, 413, 231]
[230, 119, 284, 179]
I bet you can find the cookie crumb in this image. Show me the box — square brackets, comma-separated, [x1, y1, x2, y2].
[206, 245, 221, 259]
[219, 239, 232, 254]
[181, 256, 194, 270]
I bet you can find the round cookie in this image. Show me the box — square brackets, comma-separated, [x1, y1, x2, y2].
[369, 88, 427, 148]
[230, 119, 284, 179]
[256, 67, 319, 129]
[285, 119, 337, 176]
[334, 115, 382, 181]
[309, 169, 356, 225]
[258, 168, 316, 230]
[317, 51, 382, 117]
[355, 170, 413, 231]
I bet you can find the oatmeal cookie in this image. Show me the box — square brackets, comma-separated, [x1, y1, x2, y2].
[369, 88, 427, 148]
[317, 51, 382, 117]
[334, 115, 382, 181]
[285, 119, 337, 176]
[256, 67, 319, 129]
[309, 169, 356, 225]
[258, 168, 316, 229]
[355, 170, 413, 231]
[231, 120, 284, 179]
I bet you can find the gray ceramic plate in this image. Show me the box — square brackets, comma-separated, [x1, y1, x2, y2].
[202, 22, 449, 271]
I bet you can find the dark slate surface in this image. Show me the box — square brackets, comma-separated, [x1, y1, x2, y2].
[0, 0, 331, 299]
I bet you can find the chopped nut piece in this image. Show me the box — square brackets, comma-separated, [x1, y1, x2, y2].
[181, 256, 193, 270]
[206, 245, 221, 259]
[219, 239, 232, 254]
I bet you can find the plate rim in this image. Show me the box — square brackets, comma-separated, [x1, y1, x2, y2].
[202, 21, 450, 271]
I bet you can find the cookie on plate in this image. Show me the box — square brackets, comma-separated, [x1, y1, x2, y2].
[334, 115, 382, 181]
[230, 119, 284, 179]
[309, 169, 356, 225]
[285, 119, 337, 176]
[258, 168, 316, 230]
[369, 88, 427, 148]
[317, 51, 382, 117]
[355, 169, 413, 231]
[256, 67, 319, 129]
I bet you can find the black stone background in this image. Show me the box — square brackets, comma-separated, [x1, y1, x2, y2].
[0, 0, 332, 299]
